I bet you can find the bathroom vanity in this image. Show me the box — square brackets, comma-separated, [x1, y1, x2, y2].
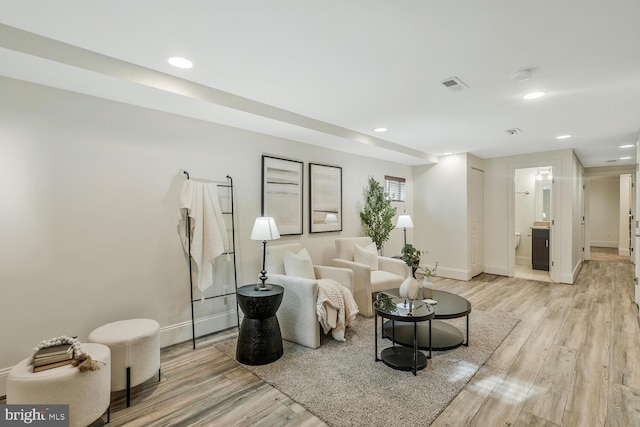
[532, 227, 550, 271]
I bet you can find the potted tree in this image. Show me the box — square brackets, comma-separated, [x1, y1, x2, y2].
[360, 177, 397, 254]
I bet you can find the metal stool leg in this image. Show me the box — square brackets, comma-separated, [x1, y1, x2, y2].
[126, 367, 131, 407]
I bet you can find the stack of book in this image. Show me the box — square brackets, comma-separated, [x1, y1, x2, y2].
[32, 343, 75, 372]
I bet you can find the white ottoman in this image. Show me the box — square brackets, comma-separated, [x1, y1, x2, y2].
[88, 318, 160, 407]
[7, 342, 111, 427]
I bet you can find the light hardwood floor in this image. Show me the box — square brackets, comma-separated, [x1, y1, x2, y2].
[3, 259, 639, 426]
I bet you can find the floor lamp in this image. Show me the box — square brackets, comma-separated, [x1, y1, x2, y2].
[250, 217, 280, 291]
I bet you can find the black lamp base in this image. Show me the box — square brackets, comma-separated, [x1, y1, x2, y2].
[255, 266, 271, 291]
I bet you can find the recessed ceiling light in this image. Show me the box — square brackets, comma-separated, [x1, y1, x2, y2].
[556, 134, 571, 140]
[523, 91, 546, 100]
[620, 144, 634, 148]
[620, 156, 632, 160]
[374, 127, 387, 133]
[442, 152, 453, 155]
[168, 57, 193, 69]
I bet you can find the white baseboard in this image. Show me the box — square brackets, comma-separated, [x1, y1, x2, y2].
[571, 259, 583, 284]
[0, 311, 238, 398]
[619, 247, 631, 256]
[159, 310, 238, 348]
[484, 264, 509, 277]
[590, 240, 618, 248]
[436, 266, 472, 281]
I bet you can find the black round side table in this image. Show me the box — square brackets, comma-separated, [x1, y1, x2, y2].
[236, 284, 284, 365]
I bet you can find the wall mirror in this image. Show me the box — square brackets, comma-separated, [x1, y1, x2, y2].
[534, 166, 552, 223]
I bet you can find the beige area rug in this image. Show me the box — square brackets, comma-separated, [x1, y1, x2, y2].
[217, 310, 519, 426]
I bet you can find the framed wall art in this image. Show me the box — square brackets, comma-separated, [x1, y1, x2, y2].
[261, 155, 303, 235]
[309, 162, 342, 233]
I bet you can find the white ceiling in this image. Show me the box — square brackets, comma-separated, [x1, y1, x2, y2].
[1, 1, 639, 167]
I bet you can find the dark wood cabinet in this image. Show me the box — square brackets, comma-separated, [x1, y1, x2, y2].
[532, 228, 550, 271]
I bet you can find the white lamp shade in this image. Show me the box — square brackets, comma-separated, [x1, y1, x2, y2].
[396, 214, 414, 229]
[250, 217, 280, 241]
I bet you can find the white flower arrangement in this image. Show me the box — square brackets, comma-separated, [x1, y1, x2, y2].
[30, 335, 82, 365]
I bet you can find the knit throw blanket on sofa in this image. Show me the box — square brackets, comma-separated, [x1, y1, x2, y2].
[316, 279, 359, 341]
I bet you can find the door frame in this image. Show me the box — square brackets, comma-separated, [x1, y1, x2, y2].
[507, 159, 561, 282]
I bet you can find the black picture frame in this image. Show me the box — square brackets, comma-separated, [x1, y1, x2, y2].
[261, 155, 304, 236]
[309, 163, 342, 233]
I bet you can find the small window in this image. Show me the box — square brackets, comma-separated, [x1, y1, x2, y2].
[385, 175, 406, 202]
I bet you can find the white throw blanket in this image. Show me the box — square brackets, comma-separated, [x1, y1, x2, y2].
[316, 278, 359, 341]
[179, 179, 230, 298]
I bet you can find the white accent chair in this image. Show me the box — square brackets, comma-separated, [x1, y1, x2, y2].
[332, 237, 410, 317]
[265, 242, 354, 349]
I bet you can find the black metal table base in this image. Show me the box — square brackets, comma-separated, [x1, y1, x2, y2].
[383, 317, 469, 351]
[380, 347, 428, 372]
[375, 314, 432, 376]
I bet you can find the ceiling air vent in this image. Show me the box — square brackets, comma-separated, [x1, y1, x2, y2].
[504, 128, 522, 135]
[441, 76, 468, 91]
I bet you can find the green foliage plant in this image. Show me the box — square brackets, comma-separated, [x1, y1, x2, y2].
[360, 177, 397, 252]
[401, 243, 421, 277]
[401, 243, 438, 279]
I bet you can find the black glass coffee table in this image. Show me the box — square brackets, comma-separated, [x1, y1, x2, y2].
[382, 289, 471, 351]
[374, 294, 435, 375]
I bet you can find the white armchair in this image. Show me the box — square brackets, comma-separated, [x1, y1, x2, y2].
[265, 243, 354, 349]
[332, 237, 410, 316]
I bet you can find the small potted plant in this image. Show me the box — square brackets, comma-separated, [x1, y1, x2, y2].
[401, 244, 422, 278]
[417, 261, 438, 286]
[401, 244, 438, 283]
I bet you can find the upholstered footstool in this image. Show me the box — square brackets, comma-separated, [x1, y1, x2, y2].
[88, 318, 160, 407]
[7, 342, 111, 427]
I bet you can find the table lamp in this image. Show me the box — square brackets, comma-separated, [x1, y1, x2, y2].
[250, 217, 280, 291]
[396, 214, 414, 247]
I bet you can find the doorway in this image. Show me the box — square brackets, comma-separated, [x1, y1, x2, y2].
[587, 173, 632, 261]
[513, 166, 553, 282]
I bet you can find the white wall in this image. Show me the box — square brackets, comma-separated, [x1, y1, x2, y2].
[619, 174, 632, 256]
[570, 152, 585, 278]
[413, 153, 477, 280]
[589, 176, 620, 247]
[0, 77, 414, 395]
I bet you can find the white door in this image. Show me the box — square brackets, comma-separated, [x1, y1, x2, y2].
[470, 168, 484, 277]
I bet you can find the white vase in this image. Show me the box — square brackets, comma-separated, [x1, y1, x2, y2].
[399, 277, 420, 300]
[423, 275, 432, 287]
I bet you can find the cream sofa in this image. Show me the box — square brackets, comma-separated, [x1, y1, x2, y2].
[265, 242, 354, 349]
[332, 237, 409, 316]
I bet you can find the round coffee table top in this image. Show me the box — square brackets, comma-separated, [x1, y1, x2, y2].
[425, 289, 472, 319]
[373, 294, 435, 322]
[383, 288, 471, 319]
